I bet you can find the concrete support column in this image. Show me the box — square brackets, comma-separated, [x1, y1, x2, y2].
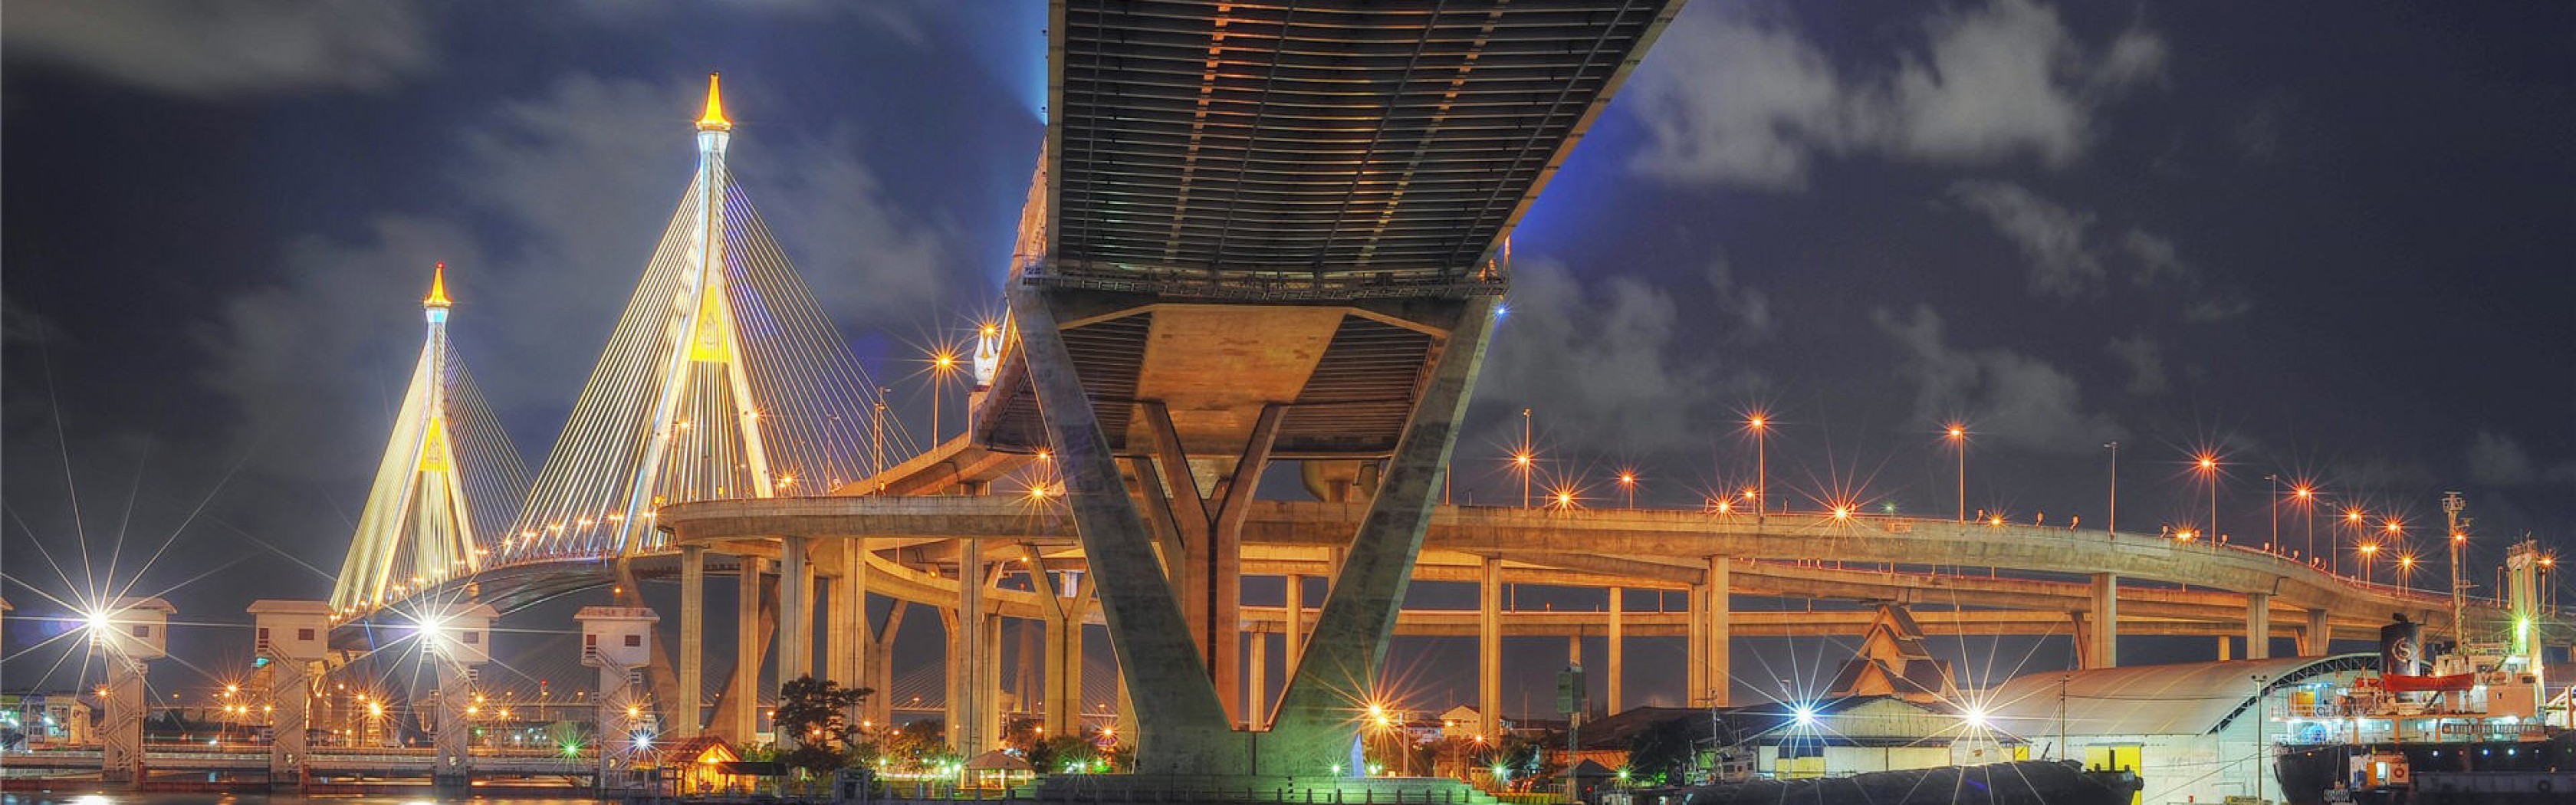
[2302, 608, 2333, 657]
[432, 662, 473, 789]
[2246, 593, 2273, 660]
[103, 658, 146, 784]
[1701, 557, 1731, 708]
[2217, 636, 2233, 662]
[728, 557, 767, 741]
[827, 540, 869, 724]
[1043, 595, 1086, 734]
[2088, 573, 2119, 669]
[1009, 288, 1235, 773]
[1259, 297, 1497, 774]
[948, 539, 988, 757]
[270, 660, 313, 783]
[868, 602, 907, 729]
[1480, 556, 1504, 738]
[1606, 587, 1625, 715]
[678, 545, 705, 736]
[779, 536, 812, 687]
[1246, 629, 1268, 729]
[980, 614, 1004, 746]
[1686, 584, 1706, 711]
[1283, 574, 1306, 677]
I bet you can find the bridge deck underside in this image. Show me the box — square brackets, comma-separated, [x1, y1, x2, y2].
[1043, 0, 1679, 296]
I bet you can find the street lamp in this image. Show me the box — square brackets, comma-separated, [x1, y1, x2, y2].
[2103, 442, 2120, 535]
[2265, 474, 2280, 553]
[1617, 471, 1638, 509]
[2292, 485, 2317, 570]
[1947, 424, 1968, 524]
[928, 345, 961, 444]
[2193, 452, 2221, 540]
[2359, 543, 2380, 586]
[1514, 408, 1537, 508]
[1745, 412, 1769, 518]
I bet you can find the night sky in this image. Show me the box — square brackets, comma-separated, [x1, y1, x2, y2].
[5, 2, 2572, 716]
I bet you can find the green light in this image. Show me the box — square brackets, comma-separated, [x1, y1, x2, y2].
[561, 741, 583, 757]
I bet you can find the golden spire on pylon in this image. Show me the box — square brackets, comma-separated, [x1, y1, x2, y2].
[425, 261, 452, 308]
[697, 73, 731, 132]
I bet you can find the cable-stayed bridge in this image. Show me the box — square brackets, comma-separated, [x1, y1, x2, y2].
[37, 1, 2560, 796]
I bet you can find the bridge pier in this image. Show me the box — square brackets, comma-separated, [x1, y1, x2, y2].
[1691, 557, 1732, 707]
[678, 545, 705, 736]
[869, 601, 906, 729]
[249, 600, 331, 789]
[95, 599, 173, 786]
[424, 603, 495, 792]
[945, 538, 994, 757]
[2246, 593, 2272, 659]
[2088, 573, 2119, 669]
[828, 540, 870, 730]
[722, 557, 770, 742]
[1606, 586, 1625, 715]
[780, 535, 813, 697]
[1479, 556, 1503, 738]
[579, 606, 659, 793]
[2302, 607, 2333, 656]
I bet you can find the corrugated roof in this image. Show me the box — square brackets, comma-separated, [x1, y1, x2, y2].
[1986, 654, 2377, 738]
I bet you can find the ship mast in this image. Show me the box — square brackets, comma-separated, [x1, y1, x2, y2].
[2443, 491, 2468, 643]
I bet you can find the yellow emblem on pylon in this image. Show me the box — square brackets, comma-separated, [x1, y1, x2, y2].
[420, 418, 451, 472]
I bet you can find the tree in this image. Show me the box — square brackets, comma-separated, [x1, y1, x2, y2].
[1625, 717, 1695, 786]
[773, 675, 872, 777]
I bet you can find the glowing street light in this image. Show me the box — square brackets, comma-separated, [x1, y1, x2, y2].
[928, 344, 962, 444]
[1616, 470, 1638, 508]
[2359, 543, 2381, 586]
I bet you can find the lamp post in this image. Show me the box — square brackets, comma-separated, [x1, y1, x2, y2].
[2294, 485, 2316, 569]
[2103, 442, 2120, 535]
[2359, 542, 2380, 586]
[929, 347, 960, 445]
[1618, 472, 1638, 509]
[1516, 409, 1536, 509]
[1746, 413, 1769, 519]
[2195, 452, 2220, 540]
[2344, 509, 2367, 578]
[1947, 424, 1968, 524]
[2266, 474, 2280, 553]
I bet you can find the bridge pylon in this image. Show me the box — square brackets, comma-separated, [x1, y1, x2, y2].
[329, 262, 529, 613]
[500, 73, 890, 566]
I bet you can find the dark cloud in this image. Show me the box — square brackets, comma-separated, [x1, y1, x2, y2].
[2103, 334, 2167, 396]
[1871, 304, 2125, 453]
[1948, 180, 2107, 297]
[2, 0, 430, 97]
[1625, 0, 2164, 189]
[1476, 258, 1767, 455]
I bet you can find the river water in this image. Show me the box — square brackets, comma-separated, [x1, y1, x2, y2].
[4, 797, 595, 805]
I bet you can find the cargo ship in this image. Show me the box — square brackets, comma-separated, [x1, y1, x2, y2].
[2272, 527, 2568, 803]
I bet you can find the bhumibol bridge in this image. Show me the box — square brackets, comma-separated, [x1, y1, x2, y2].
[94, 0, 2540, 796]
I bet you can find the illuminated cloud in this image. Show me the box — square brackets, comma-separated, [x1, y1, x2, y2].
[1625, 0, 2165, 189]
[2, 0, 431, 97]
